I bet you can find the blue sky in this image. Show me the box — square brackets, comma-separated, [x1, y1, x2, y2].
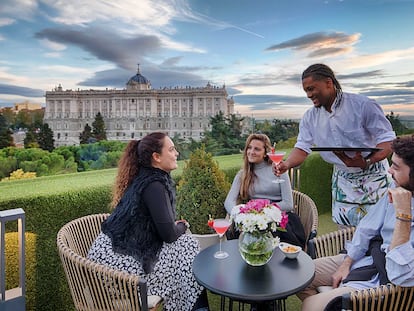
[1, 0, 414, 119]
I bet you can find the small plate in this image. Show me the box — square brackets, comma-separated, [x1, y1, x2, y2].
[279, 242, 301, 259]
[311, 147, 382, 152]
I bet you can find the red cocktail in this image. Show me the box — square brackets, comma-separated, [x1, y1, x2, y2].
[213, 218, 231, 259]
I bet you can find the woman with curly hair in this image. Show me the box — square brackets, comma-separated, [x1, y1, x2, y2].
[88, 132, 209, 311]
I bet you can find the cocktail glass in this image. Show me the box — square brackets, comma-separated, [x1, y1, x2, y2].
[267, 151, 286, 183]
[213, 218, 231, 259]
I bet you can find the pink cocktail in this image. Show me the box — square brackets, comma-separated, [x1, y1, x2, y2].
[268, 153, 284, 164]
[213, 218, 230, 259]
[267, 151, 286, 183]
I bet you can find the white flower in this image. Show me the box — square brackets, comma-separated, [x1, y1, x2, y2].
[230, 199, 288, 234]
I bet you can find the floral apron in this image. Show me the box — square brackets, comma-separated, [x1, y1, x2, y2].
[332, 159, 391, 226]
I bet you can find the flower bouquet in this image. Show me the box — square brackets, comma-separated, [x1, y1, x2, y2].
[230, 199, 288, 266]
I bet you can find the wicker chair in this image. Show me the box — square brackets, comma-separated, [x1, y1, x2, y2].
[308, 227, 414, 310]
[292, 190, 319, 253]
[57, 213, 164, 311]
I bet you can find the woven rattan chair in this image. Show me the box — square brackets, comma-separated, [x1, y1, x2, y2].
[292, 190, 319, 253]
[308, 227, 414, 311]
[342, 283, 414, 311]
[57, 213, 164, 311]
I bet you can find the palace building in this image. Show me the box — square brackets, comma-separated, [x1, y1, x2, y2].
[44, 67, 235, 146]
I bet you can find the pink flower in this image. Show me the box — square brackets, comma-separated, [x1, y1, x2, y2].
[279, 212, 289, 229]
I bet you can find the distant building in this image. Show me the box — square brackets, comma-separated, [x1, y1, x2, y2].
[14, 101, 42, 113]
[44, 66, 235, 146]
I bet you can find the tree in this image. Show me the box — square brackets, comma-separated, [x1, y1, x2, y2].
[176, 145, 230, 234]
[0, 114, 14, 148]
[386, 111, 408, 135]
[91, 112, 107, 141]
[23, 127, 39, 148]
[79, 123, 93, 144]
[203, 112, 245, 155]
[37, 123, 55, 152]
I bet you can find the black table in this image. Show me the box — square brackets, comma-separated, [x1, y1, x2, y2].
[192, 240, 315, 310]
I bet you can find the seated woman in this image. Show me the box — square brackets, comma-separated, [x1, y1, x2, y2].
[224, 133, 306, 248]
[88, 132, 208, 311]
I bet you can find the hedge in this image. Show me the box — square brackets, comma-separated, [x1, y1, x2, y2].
[0, 153, 332, 311]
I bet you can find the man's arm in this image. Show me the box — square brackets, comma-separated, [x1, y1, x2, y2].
[333, 141, 393, 169]
[389, 187, 412, 250]
[385, 187, 414, 286]
[275, 147, 308, 175]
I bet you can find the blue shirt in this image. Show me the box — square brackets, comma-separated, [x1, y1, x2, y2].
[344, 185, 414, 289]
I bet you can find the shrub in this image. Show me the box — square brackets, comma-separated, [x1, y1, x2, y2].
[2, 168, 36, 181]
[176, 146, 231, 234]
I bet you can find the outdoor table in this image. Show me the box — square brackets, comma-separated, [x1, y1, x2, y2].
[192, 239, 315, 311]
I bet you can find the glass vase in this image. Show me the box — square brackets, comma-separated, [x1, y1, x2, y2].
[238, 231, 276, 266]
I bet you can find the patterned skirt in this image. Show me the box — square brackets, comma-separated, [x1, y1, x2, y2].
[88, 232, 203, 311]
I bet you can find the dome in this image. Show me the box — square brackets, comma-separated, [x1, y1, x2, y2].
[128, 71, 149, 84]
[126, 65, 151, 90]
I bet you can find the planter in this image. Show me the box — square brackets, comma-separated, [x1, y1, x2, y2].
[238, 231, 276, 266]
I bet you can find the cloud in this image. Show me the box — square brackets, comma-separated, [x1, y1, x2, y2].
[234, 94, 307, 106]
[337, 70, 385, 80]
[266, 32, 360, 51]
[265, 31, 360, 58]
[0, 0, 38, 21]
[335, 47, 414, 70]
[35, 26, 162, 70]
[39, 38, 66, 51]
[0, 83, 44, 97]
[0, 17, 15, 27]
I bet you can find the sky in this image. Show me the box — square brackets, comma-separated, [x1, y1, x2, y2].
[1, 0, 414, 120]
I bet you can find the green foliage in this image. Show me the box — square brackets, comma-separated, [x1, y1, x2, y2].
[176, 145, 231, 234]
[299, 153, 333, 214]
[5, 232, 36, 310]
[24, 128, 39, 148]
[92, 112, 107, 141]
[276, 136, 298, 149]
[37, 123, 55, 151]
[0, 153, 336, 311]
[79, 123, 93, 144]
[0, 183, 112, 311]
[202, 112, 246, 155]
[255, 119, 299, 144]
[0, 113, 14, 148]
[386, 111, 410, 135]
[0, 155, 17, 179]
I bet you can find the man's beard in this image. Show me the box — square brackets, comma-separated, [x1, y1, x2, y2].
[394, 177, 414, 192]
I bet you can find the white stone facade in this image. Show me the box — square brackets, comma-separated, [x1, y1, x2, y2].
[44, 69, 234, 146]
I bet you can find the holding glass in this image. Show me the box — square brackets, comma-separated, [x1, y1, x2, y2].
[212, 218, 231, 259]
[267, 151, 286, 183]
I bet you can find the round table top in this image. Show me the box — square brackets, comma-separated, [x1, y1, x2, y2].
[192, 239, 315, 302]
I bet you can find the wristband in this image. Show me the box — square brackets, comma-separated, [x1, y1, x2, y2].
[396, 213, 413, 222]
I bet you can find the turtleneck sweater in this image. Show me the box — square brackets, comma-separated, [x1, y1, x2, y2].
[224, 160, 293, 214]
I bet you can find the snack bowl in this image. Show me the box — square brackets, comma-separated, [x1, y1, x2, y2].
[279, 242, 301, 259]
